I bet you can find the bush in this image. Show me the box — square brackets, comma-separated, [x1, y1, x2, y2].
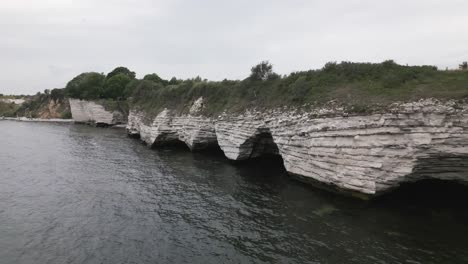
[290, 76, 309, 102]
[61, 109, 72, 119]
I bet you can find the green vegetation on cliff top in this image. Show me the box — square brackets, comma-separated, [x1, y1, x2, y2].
[3, 61, 468, 118]
[129, 60, 468, 117]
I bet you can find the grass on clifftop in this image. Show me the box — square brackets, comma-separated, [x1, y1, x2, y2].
[130, 60, 468, 117]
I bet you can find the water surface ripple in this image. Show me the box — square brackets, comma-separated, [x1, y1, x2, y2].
[1, 121, 467, 264]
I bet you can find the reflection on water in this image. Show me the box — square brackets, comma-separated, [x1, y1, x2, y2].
[0, 121, 467, 264]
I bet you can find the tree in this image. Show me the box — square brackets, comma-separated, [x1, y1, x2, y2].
[143, 73, 163, 83]
[382, 60, 397, 68]
[123, 79, 141, 98]
[322, 61, 338, 72]
[106, 67, 136, 79]
[102, 73, 132, 99]
[50, 88, 65, 101]
[168, 77, 178, 85]
[460, 61, 468, 70]
[65, 72, 106, 99]
[249, 61, 276, 81]
[130, 79, 163, 100]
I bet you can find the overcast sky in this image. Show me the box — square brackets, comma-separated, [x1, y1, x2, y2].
[1, 0, 467, 94]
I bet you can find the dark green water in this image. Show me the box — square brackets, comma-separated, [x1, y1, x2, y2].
[0, 120, 467, 264]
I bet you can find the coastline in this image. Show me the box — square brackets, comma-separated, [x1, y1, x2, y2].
[0, 116, 127, 129]
[1, 116, 74, 123]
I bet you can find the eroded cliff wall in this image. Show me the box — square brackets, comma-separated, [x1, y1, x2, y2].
[69, 99, 126, 125]
[127, 98, 468, 196]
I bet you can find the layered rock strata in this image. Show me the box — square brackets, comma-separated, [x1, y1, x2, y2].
[127, 111, 217, 150]
[127, 98, 468, 196]
[69, 99, 125, 126]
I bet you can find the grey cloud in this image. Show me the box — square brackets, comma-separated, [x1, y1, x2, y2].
[1, 0, 467, 94]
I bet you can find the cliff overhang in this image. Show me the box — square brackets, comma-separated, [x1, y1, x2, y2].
[126, 97, 468, 197]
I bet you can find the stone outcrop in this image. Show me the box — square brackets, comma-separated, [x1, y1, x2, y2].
[127, 104, 217, 150]
[127, 98, 468, 197]
[69, 99, 125, 126]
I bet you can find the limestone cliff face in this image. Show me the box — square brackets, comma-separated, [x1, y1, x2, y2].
[127, 99, 217, 150]
[69, 99, 125, 126]
[127, 98, 468, 196]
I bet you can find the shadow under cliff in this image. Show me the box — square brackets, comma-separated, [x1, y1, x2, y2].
[374, 179, 468, 208]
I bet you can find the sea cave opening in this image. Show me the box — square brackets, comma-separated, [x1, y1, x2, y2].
[151, 137, 190, 150]
[376, 154, 468, 206]
[376, 179, 468, 208]
[241, 129, 287, 172]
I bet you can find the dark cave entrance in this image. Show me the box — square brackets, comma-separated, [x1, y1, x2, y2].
[151, 136, 190, 150]
[376, 154, 468, 203]
[376, 179, 468, 209]
[249, 131, 281, 159]
[127, 133, 141, 139]
[240, 129, 287, 171]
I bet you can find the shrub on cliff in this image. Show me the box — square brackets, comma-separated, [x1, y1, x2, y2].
[50, 88, 65, 102]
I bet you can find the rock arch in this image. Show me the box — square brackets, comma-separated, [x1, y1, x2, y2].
[215, 119, 284, 161]
[241, 128, 281, 159]
[151, 132, 186, 148]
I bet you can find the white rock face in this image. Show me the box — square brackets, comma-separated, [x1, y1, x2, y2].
[69, 99, 124, 125]
[127, 98, 217, 150]
[127, 98, 468, 196]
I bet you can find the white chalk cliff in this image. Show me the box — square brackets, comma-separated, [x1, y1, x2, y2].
[127, 98, 217, 150]
[127, 98, 468, 196]
[69, 99, 125, 125]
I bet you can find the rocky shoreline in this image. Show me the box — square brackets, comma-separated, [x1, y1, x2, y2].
[63, 97, 468, 198]
[0, 117, 74, 123]
[124, 98, 468, 197]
